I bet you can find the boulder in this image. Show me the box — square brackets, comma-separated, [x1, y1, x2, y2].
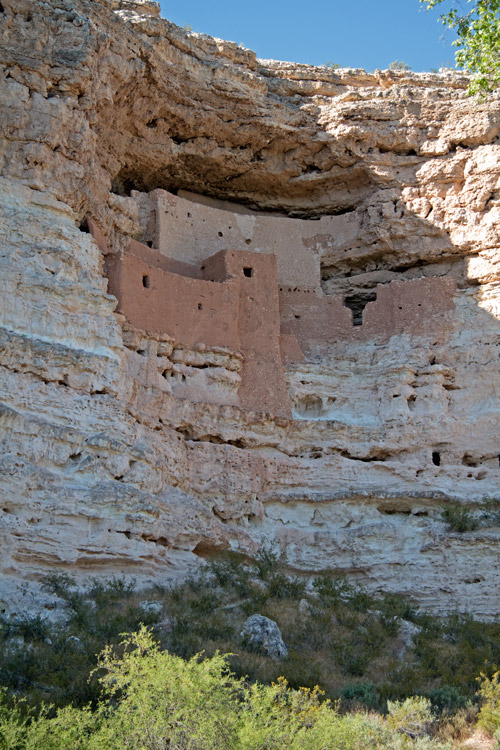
[240, 614, 288, 659]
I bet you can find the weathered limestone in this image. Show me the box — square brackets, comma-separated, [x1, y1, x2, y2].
[0, 0, 499, 618]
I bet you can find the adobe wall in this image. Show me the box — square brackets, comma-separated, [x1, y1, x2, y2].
[105, 246, 240, 350]
[206, 250, 291, 416]
[103, 228, 292, 417]
[103, 217, 457, 401]
[149, 189, 323, 291]
[280, 277, 457, 358]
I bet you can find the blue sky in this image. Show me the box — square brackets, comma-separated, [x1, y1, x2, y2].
[158, 0, 457, 72]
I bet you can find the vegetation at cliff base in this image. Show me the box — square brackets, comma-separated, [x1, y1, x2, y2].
[0, 553, 499, 746]
[0, 628, 458, 750]
[421, 0, 500, 92]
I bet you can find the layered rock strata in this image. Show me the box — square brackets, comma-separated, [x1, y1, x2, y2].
[0, 0, 499, 617]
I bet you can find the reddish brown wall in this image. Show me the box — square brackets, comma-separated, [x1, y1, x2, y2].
[279, 288, 353, 358]
[92, 221, 456, 418]
[128, 239, 203, 279]
[101, 228, 292, 416]
[361, 277, 457, 337]
[279, 277, 456, 359]
[212, 250, 291, 417]
[106, 250, 240, 349]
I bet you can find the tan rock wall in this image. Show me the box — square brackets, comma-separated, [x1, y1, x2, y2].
[0, 0, 499, 618]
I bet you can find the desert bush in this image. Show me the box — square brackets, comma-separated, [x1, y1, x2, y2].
[0, 556, 496, 742]
[434, 704, 477, 744]
[387, 696, 434, 740]
[477, 670, 500, 735]
[313, 574, 374, 611]
[389, 60, 412, 71]
[428, 685, 467, 714]
[441, 507, 478, 533]
[341, 681, 381, 711]
[0, 630, 456, 750]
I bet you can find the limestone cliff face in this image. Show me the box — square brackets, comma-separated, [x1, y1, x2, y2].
[1, 0, 499, 617]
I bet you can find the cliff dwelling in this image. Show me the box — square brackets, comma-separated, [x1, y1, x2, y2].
[89, 189, 457, 418]
[0, 0, 499, 620]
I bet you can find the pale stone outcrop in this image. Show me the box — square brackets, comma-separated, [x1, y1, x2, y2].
[0, 0, 499, 618]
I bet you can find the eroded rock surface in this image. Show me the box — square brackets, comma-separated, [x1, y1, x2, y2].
[0, 0, 499, 617]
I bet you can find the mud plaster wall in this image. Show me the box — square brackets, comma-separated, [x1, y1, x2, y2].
[106, 250, 241, 350]
[103, 207, 458, 417]
[150, 189, 324, 290]
[280, 277, 458, 358]
[104, 234, 292, 416]
[214, 250, 290, 417]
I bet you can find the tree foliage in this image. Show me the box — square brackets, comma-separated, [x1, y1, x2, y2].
[421, 0, 500, 92]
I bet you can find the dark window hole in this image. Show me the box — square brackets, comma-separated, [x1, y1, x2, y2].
[245, 238, 252, 245]
[295, 315, 300, 319]
[198, 303, 203, 310]
[218, 231, 223, 237]
[187, 212, 191, 218]
[142, 274, 150, 288]
[344, 291, 377, 326]
[146, 240, 153, 248]
[243, 267, 253, 278]
[432, 451, 441, 466]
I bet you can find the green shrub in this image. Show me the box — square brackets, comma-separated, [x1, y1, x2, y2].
[387, 696, 434, 739]
[477, 671, 500, 734]
[0, 630, 455, 750]
[428, 685, 467, 714]
[312, 574, 373, 610]
[441, 506, 478, 532]
[0, 560, 497, 734]
[389, 61, 412, 71]
[341, 681, 381, 711]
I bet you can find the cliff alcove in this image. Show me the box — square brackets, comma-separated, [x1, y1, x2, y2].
[0, 0, 499, 618]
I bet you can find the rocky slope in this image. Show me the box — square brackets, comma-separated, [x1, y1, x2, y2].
[0, 0, 499, 617]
